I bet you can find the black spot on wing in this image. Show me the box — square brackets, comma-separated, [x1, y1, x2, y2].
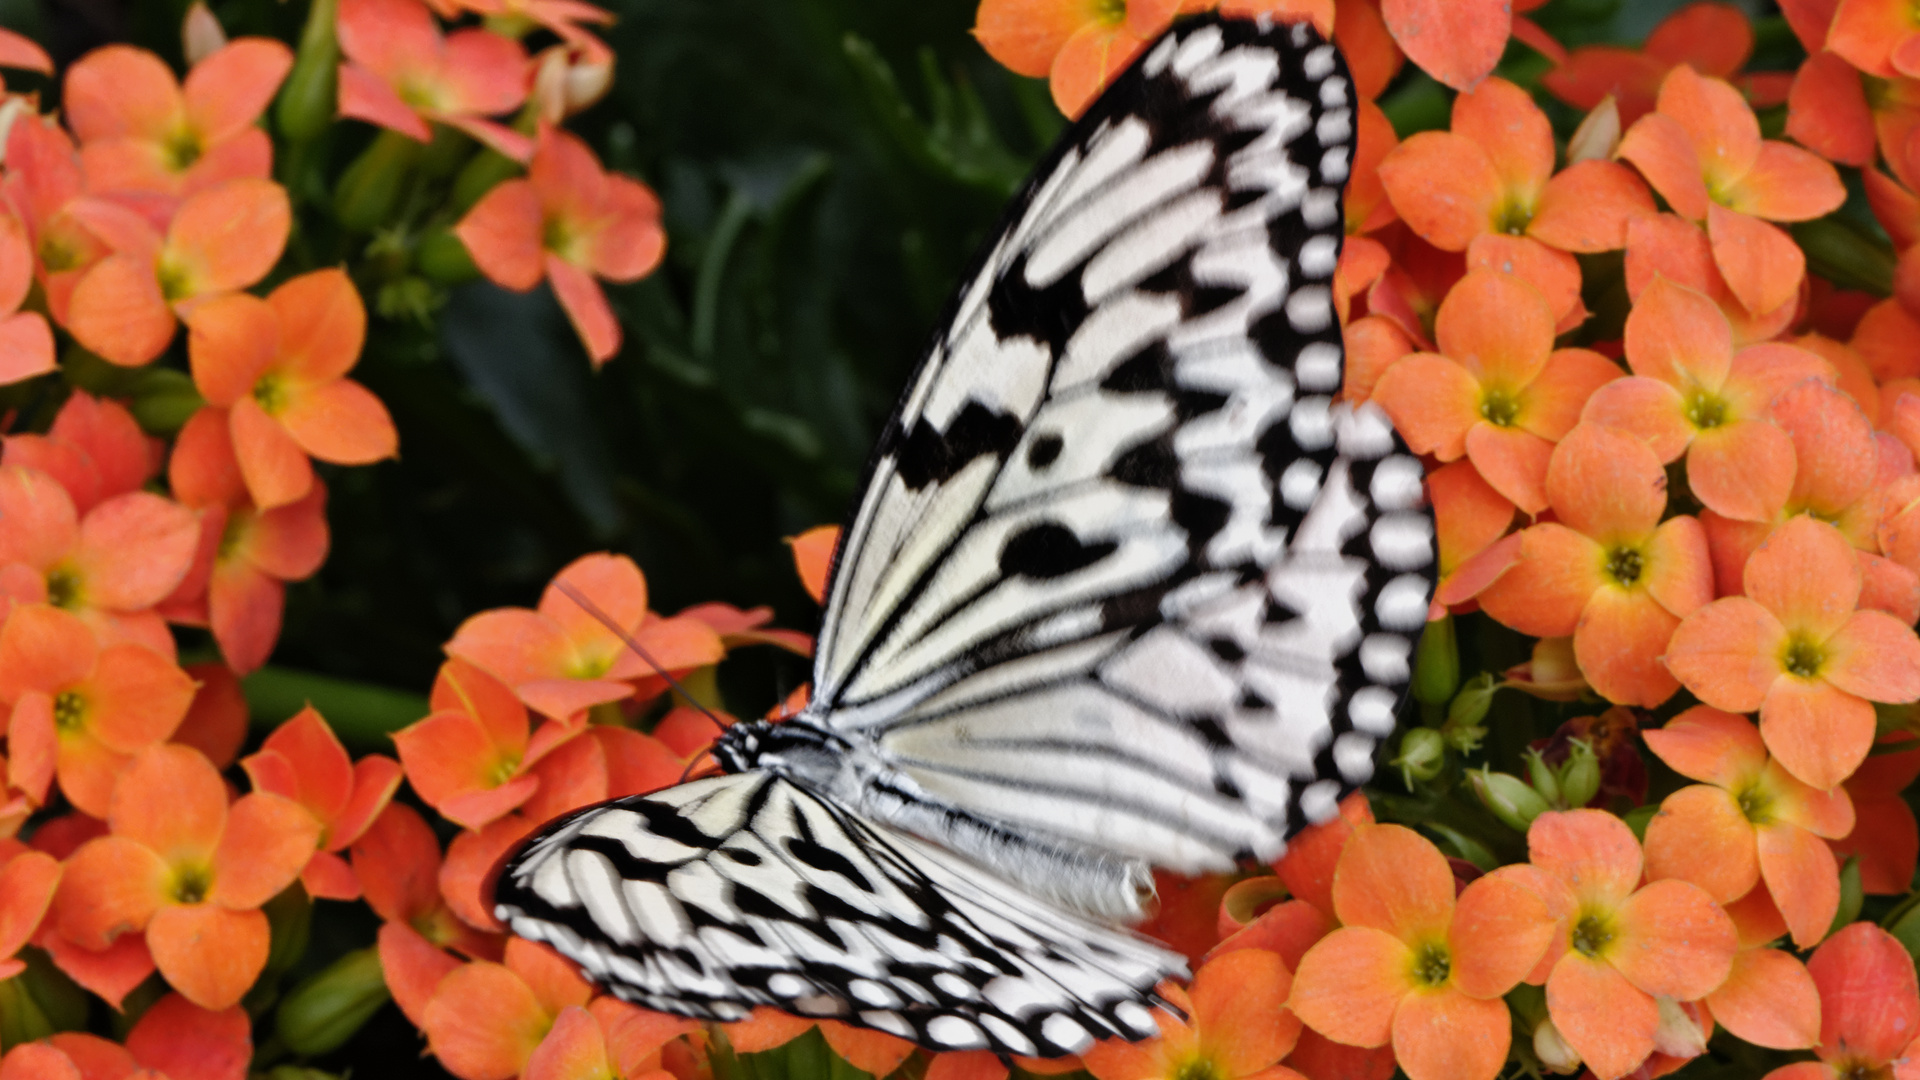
[1027, 433, 1064, 469]
[786, 833, 876, 893]
[894, 401, 1025, 490]
[1000, 522, 1119, 579]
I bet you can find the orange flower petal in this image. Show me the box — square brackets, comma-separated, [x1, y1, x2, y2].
[210, 792, 322, 909]
[1770, 758, 1857, 840]
[1687, 420, 1796, 523]
[279, 378, 397, 465]
[1725, 142, 1847, 223]
[1642, 784, 1759, 903]
[229, 397, 314, 510]
[109, 744, 228, 862]
[1665, 597, 1788, 713]
[1810, 921, 1920, 1061]
[0, 849, 58, 958]
[1545, 953, 1659, 1080]
[1517, 350, 1623, 443]
[186, 292, 279, 407]
[1824, 610, 1920, 704]
[183, 38, 294, 143]
[1377, 132, 1501, 251]
[1529, 161, 1657, 253]
[547, 254, 621, 365]
[422, 961, 551, 1080]
[456, 180, 544, 291]
[1435, 270, 1555, 386]
[1774, 379, 1878, 516]
[1377, 0, 1510, 92]
[1574, 587, 1683, 708]
[1464, 424, 1554, 515]
[87, 642, 194, 752]
[1389, 987, 1511, 1080]
[63, 46, 180, 142]
[1288, 926, 1411, 1049]
[1643, 705, 1767, 787]
[1620, 113, 1712, 221]
[0, 602, 96, 700]
[1658, 65, 1762, 186]
[1749, 517, 1864, 639]
[1761, 677, 1876, 791]
[1370, 354, 1481, 460]
[1448, 874, 1553, 999]
[123, 992, 252, 1080]
[1546, 424, 1665, 539]
[163, 178, 289, 297]
[1756, 822, 1840, 948]
[65, 254, 174, 367]
[1579, 377, 1692, 462]
[1706, 946, 1821, 1050]
[542, 552, 650, 660]
[73, 491, 200, 611]
[52, 836, 167, 949]
[523, 1006, 607, 1080]
[146, 903, 267, 1010]
[1527, 809, 1643, 907]
[1330, 824, 1455, 942]
[1466, 235, 1582, 326]
[378, 920, 462, 1028]
[1476, 524, 1602, 638]
[1645, 514, 1712, 618]
[1048, 21, 1147, 118]
[1707, 204, 1806, 318]
[1827, 0, 1915, 78]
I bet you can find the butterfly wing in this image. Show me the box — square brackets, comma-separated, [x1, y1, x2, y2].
[809, 17, 1433, 877]
[495, 772, 1183, 1057]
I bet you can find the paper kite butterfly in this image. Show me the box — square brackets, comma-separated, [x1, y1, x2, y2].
[492, 13, 1436, 1059]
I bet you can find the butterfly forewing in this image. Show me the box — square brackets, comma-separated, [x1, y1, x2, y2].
[494, 773, 1183, 1057]
[809, 18, 1433, 876]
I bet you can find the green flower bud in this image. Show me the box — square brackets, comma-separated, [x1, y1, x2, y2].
[1443, 672, 1495, 754]
[1558, 739, 1602, 809]
[417, 229, 479, 284]
[1412, 613, 1458, 707]
[334, 131, 423, 233]
[1393, 727, 1446, 787]
[1524, 749, 1562, 807]
[1470, 767, 1549, 831]
[1533, 1018, 1581, 1074]
[1829, 857, 1864, 941]
[126, 367, 205, 435]
[275, 947, 390, 1057]
[276, 0, 339, 144]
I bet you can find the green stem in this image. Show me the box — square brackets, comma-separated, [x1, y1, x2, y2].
[241, 666, 427, 751]
[692, 191, 754, 358]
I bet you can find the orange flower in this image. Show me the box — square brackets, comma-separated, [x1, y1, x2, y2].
[336, 0, 531, 159]
[1582, 277, 1831, 522]
[163, 406, 330, 674]
[524, 1001, 699, 1080]
[3, 392, 158, 517]
[1083, 949, 1302, 1080]
[1378, 77, 1653, 326]
[0, 603, 195, 817]
[422, 938, 593, 1080]
[1786, 55, 1920, 178]
[1376, 0, 1512, 92]
[0, 995, 250, 1080]
[1641, 706, 1853, 946]
[972, 0, 1176, 118]
[1425, 460, 1518, 615]
[787, 524, 838, 604]
[1288, 825, 1553, 1080]
[727, 1010, 917, 1078]
[0, 204, 56, 388]
[240, 707, 403, 901]
[1475, 423, 1710, 707]
[53, 743, 320, 1009]
[455, 125, 665, 365]
[63, 177, 290, 366]
[1829, 736, 1920, 894]
[1617, 65, 1845, 318]
[1370, 269, 1621, 514]
[1524, 810, 1737, 1080]
[435, 0, 615, 58]
[393, 658, 591, 829]
[0, 839, 59, 979]
[1666, 515, 1920, 789]
[1625, 212, 1797, 343]
[1828, 0, 1920, 80]
[355, 802, 501, 1026]
[1701, 887, 1821, 1052]
[3, 117, 108, 326]
[1542, 3, 1776, 125]
[63, 39, 292, 197]
[185, 268, 396, 510]
[445, 553, 724, 720]
[1763, 922, 1920, 1079]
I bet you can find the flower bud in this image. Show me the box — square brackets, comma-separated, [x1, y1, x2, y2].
[1524, 748, 1561, 807]
[1394, 727, 1446, 786]
[1652, 997, 1708, 1059]
[531, 44, 615, 124]
[1533, 1018, 1581, 1074]
[1412, 612, 1458, 707]
[182, 3, 227, 66]
[1502, 636, 1588, 701]
[1567, 96, 1621, 163]
[1470, 767, 1549, 831]
[276, 0, 339, 143]
[1828, 856, 1863, 939]
[1443, 672, 1495, 753]
[334, 130, 423, 232]
[276, 947, 390, 1057]
[1558, 738, 1601, 809]
[417, 228, 479, 284]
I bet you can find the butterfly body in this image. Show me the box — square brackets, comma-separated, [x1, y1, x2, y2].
[494, 14, 1435, 1058]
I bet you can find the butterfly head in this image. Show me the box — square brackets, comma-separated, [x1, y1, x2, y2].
[709, 716, 846, 777]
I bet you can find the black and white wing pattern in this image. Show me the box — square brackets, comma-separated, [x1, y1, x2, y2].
[495, 13, 1436, 1061]
[499, 774, 1177, 1057]
[807, 18, 1432, 897]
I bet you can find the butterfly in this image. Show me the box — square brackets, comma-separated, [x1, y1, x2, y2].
[492, 13, 1435, 1060]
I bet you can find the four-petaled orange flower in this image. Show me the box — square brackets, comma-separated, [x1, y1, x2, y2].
[394, 658, 588, 829]
[1289, 825, 1553, 1080]
[1526, 809, 1737, 1080]
[1828, 0, 1920, 81]
[446, 552, 724, 720]
[336, 0, 532, 160]
[1642, 706, 1854, 946]
[523, 1000, 699, 1080]
[186, 268, 397, 510]
[972, 0, 1179, 118]
[1476, 423, 1710, 707]
[1583, 277, 1832, 521]
[455, 125, 666, 365]
[1084, 948, 1304, 1080]
[54, 743, 321, 1010]
[0, 603, 194, 818]
[1543, 3, 1774, 125]
[240, 707, 403, 902]
[421, 938, 594, 1080]
[1763, 922, 1920, 1079]
[1666, 515, 1920, 789]
[1618, 65, 1846, 319]
[1371, 269, 1621, 514]
[63, 39, 292, 197]
[4, 392, 158, 517]
[1378, 76, 1653, 325]
[63, 176, 290, 366]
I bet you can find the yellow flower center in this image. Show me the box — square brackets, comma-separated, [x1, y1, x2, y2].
[1494, 198, 1534, 237]
[39, 235, 80, 272]
[52, 690, 85, 733]
[571, 652, 613, 680]
[1782, 635, 1827, 679]
[45, 566, 82, 610]
[1836, 1059, 1893, 1080]
[1605, 546, 1645, 588]
[1093, 0, 1127, 26]
[217, 512, 249, 561]
[488, 754, 522, 787]
[163, 125, 203, 172]
[157, 253, 194, 303]
[170, 863, 212, 905]
[1571, 911, 1616, 958]
[253, 372, 287, 416]
[1410, 941, 1452, 988]
[1175, 1057, 1225, 1080]
[1735, 781, 1775, 826]
[1479, 388, 1521, 427]
[1684, 389, 1728, 430]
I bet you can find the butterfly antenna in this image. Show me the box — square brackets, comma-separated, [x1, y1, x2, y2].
[553, 580, 731, 735]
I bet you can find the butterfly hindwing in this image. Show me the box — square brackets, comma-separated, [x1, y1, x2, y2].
[807, 18, 1433, 877]
[494, 772, 1184, 1057]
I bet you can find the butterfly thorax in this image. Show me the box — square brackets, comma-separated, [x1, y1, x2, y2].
[708, 717, 849, 776]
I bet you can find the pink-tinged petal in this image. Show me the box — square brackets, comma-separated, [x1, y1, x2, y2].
[377, 921, 461, 1028]
[1370, 354, 1481, 460]
[1528, 809, 1643, 906]
[1761, 677, 1876, 791]
[1834, 791, 1918, 894]
[1619, 113, 1711, 220]
[1645, 705, 1768, 787]
[1809, 922, 1920, 1062]
[434, 28, 530, 116]
[336, 63, 432, 142]
[72, 492, 199, 611]
[124, 992, 251, 1080]
[1529, 160, 1657, 253]
[39, 932, 155, 1009]
[63, 46, 181, 143]
[455, 180, 544, 291]
[585, 177, 665, 283]
[1687, 420, 1796, 522]
[1580, 378, 1692, 462]
[0, 313, 54, 387]
[1756, 822, 1840, 947]
[1376, 132, 1501, 251]
[1546, 953, 1660, 1080]
[1643, 784, 1760, 903]
[1465, 424, 1554, 515]
[208, 558, 283, 676]
[1824, 610, 1920, 703]
[1706, 946, 1821, 1050]
[1708, 205, 1806, 317]
[546, 255, 621, 365]
[1476, 524, 1603, 638]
